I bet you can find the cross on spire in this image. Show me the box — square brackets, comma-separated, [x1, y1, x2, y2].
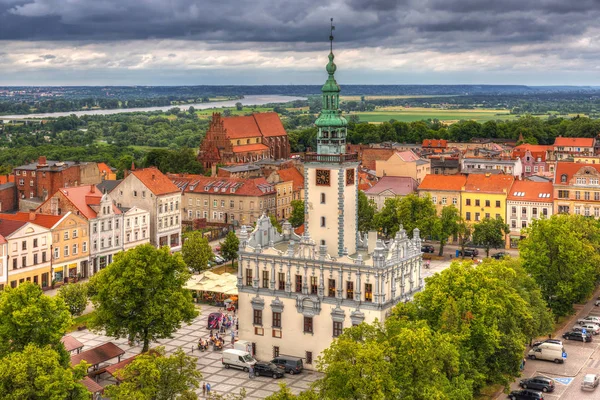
[329, 18, 335, 54]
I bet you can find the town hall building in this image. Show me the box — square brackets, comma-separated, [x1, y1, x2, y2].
[235, 26, 423, 369]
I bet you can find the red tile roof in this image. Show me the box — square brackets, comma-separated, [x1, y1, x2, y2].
[418, 174, 467, 192]
[360, 148, 395, 170]
[422, 139, 448, 148]
[512, 144, 552, 162]
[0, 175, 14, 185]
[97, 162, 114, 175]
[38, 185, 121, 220]
[168, 174, 276, 197]
[61, 335, 84, 352]
[0, 212, 62, 229]
[131, 167, 179, 196]
[0, 219, 27, 237]
[253, 112, 287, 137]
[364, 176, 417, 196]
[554, 137, 595, 147]
[464, 174, 515, 194]
[222, 112, 287, 140]
[507, 180, 554, 201]
[70, 342, 125, 367]
[554, 162, 600, 184]
[80, 377, 103, 394]
[231, 143, 269, 153]
[276, 168, 304, 191]
[390, 150, 420, 162]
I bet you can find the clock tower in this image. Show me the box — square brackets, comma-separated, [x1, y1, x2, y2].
[304, 19, 359, 257]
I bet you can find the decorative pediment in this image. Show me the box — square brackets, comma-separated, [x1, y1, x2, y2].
[331, 305, 345, 322]
[295, 295, 321, 317]
[270, 297, 284, 313]
[250, 295, 265, 311]
[350, 309, 365, 325]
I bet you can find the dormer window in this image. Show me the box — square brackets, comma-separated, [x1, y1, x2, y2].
[561, 174, 567, 183]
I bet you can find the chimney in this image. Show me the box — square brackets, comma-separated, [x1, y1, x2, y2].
[152, 174, 155, 180]
[37, 156, 48, 168]
[90, 185, 95, 193]
[131, 161, 136, 171]
[28, 210, 35, 221]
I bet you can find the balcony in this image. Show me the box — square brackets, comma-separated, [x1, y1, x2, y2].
[303, 153, 358, 163]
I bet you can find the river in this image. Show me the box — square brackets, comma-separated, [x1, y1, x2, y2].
[0, 95, 306, 120]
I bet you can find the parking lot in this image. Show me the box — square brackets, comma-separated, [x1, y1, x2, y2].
[499, 288, 600, 400]
[67, 304, 322, 399]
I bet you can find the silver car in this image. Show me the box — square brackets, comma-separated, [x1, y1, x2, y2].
[573, 323, 600, 335]
[582, 374, 599, 390]
[578, 316, 600, 325]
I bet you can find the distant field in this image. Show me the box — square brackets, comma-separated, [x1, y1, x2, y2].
[195, 106, 273, 119]
[340, 95, 458, 101]
[352, 107, 518, 123]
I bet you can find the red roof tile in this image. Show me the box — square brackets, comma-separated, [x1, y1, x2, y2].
[507, 180, 554, 201]
[70, 342, 125, 367]
[512, 144, 552, 161]
[80, 377, 103, 394]
[131, 167, 179, 196]
[391, 150, 420, 162]
[0, 212, 62, 229]
[418, 174, 467, 192]
[253, 112, 287, 137]
[61, 335, 84, 352]
[554, 162, 600, 183]
[422, 139, 448, 148]
[364, 176, 417, 196]
[232, 143, 269, 153]
[97, 162, 114, 175]
[276, 168, 304, 191]
[0, 219, 27, 237]
[168, 174, 276, 197]
[37, 185, 120, 220]
[0, 175, 14, 185]
[554, 137, 595, 147]
[222, 115, 262, 139]
[464, 174, 515, 194]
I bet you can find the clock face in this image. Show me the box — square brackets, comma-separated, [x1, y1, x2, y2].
[346, 168, 355, 185]
[316, 169, 331, 186]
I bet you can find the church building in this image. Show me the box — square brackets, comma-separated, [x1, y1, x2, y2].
[235, 23, 423, 370]
[197, 112, 290, 170]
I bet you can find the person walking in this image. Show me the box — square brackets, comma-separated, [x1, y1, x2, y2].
[202, 382, 206, 396]
[249, 365, 254, 379]
[230, 329, 236, 346]
[206, 382, 211, 395]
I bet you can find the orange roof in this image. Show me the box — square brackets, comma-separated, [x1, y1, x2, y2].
[38, 185, 120, 220]
[0, 219, 28, 237]
[392, 150, 420, 162]
[276, 168, 304, 191]
[232, 143, 269, 153]
[422, 139, 448, 148]
[223, 115, 262, 139]
[131, 167, 179, 196]
[0, 212, 62, 229]
[418, 174, 467, 192]
[507, 180, 553, 201]
[253, 112, 287, 137]
[80, 377, 103, 394]
[554, 137, 595, 147]
[464, 174, 515, 194]
[168, 174, 276, 197]
[512, 144, 552, 161]
[97, 162, 114, 175]
[554, 162, 600, 184]
[294, 224, 305, 235]
[0, 175, 14, 185]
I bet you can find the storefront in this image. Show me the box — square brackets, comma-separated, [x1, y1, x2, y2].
[53, 261, 86, 282]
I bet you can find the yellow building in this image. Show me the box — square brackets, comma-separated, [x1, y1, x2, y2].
[0, 218, 51, 289]
[461, 174, 515, 226]
[375, 150, 431, 184]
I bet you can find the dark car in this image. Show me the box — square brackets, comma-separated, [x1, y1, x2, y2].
[421, 244, 435, 253]
[253, 362, 284, 379]
[562, 331, 593, 342]
[458, 248, 479, 257]
[491, 251, 510, 259]
[519, 376, 555, 392]
[508, 389, 544, 400]
[271, 356, 304, 375]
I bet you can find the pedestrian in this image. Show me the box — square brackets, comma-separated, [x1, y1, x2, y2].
[249, 365, 254, 379]
[230, 329, 236, 345]
[202, 382, 206, 396]
[206, 382, 211, 394]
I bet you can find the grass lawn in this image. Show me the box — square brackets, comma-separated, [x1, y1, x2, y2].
[195, 106, 273, 119]
[352, 107, 516, 124]
[67, 311, 96, 333]
[340, 95, 458, 101]
[210, 262, 238, 274]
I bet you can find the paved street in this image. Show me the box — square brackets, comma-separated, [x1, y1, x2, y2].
[497, 287, 600, 400]
[67, 304, 322, 399]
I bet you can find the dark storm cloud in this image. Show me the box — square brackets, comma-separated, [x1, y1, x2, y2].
[2, 0, 600, 54]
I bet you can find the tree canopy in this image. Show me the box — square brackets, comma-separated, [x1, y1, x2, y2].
[57, 282, 89, 317]
[357, 191, 376, 233]
[182, 231, 214, 273]
[288, 200, 305, 228]
[472, 217, 510, 257]
[0, 282, 72, 359]
[221, 230, 240, 271]
[89, 244, 198, 352]
[432, 205, 461, 256]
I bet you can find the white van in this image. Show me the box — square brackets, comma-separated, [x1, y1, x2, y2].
[233, 340, 252, 354]
[528, 343, 565, 364]
[222, 349, 256, 371]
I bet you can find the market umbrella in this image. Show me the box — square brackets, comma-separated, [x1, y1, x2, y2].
[224, 299, 233, 304]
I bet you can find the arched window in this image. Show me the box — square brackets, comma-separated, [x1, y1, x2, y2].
[320, 216, 326, 227]
[320, 193, 326, 204]
[561, 174, 568, 183]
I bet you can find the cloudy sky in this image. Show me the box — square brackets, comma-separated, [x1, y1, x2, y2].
[2, 0, 600, 86]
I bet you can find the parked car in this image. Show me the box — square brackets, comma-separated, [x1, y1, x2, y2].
[577, 316, 600, 325]
[458, 248, 479, 257]
[581, 373, 599, 390]
[519, 376, 555, 392]
[253, 361, 285, 379]
[527, 343, 565, 364]
[595, 299, 600, 306]
[213, 255, 225, 264]
[508, 389, 545, 400]
[271, 356, 304, 375]
[573, 323, 600, 335]
[421, 244, 435, 253]
[562, 331, 593, 342]
[221, 349, 256, 372]
[491, 251, 509, 259]
[531, 339, 562, 347]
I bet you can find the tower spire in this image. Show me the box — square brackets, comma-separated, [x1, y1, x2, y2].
[329, 18, 335, 54]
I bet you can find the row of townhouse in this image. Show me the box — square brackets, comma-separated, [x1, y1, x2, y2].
[0, 167, 183, 289]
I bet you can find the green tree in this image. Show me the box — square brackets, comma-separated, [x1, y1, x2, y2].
[456, 218, 473, 257]
[0, 344, 89, 400]
[270, 214, 283, 233]
[0, 282, 72, 359]
[89, 244, 198, 352]
[182, 231, 214, 273]
[57, 282, 88, 317]
[264, 383, 318, 400]
[396, 193, 437, 238]
[472, 217, 509, 257]
[372, 197, 402, 238]
[358, 191, 376, 233]
[223, 109, 232, 117]
[288, 200, 305, 228]
[235, 102, 243, 111]
[520, 214, 600, 317]
[221, 230, 240, 272]
[433, 205, 461, 256]
[105, 347, 200, 400]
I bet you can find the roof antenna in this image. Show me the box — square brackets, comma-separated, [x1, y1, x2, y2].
[329, 18, 335, 54]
